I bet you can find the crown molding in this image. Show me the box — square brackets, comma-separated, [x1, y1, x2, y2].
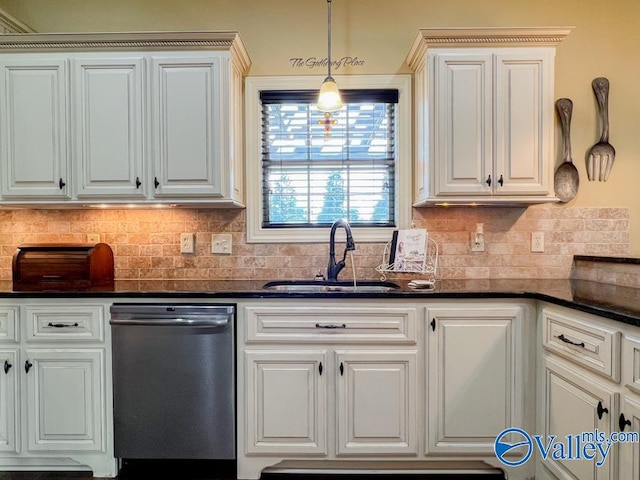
[406, 26, 573, 70]
[0, 7, 36, 33]
[0, 30, 251, 72]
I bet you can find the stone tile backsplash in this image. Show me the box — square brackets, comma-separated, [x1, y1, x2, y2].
[0, 205, 629, 281]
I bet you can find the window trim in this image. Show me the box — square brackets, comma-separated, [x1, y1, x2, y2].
[245, 74, 412, 244]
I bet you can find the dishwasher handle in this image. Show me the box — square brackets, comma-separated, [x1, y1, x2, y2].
[110, 317, 230, 327]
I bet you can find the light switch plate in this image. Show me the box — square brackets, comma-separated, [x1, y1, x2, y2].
[180, 233, 195, 254]
[212, 234, 232, 255]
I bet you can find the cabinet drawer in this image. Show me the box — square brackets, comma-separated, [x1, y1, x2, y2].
[623, 335, 640, 396]
[24, 305, 105, 342]
[244, 305, 417, 344]
[0, 307, 18, 343]
[542, 307, 620, 381]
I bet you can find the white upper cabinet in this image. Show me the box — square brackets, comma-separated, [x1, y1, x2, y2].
[150, 54, 224, 198]
[72, 56, 145, 198]
[406, 27, 571, 205]
[0, 31, 250, 206]
[0, 57, 70, 199]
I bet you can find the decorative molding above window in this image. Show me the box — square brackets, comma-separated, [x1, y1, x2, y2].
[0, 7, 35, 33]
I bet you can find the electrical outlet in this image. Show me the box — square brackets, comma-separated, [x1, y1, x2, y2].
[180, 233, 195, 254]
[470, 232, 485, 252]
[87, 233, 100, 244]
[212, 234, 232, 255]
[531, 232, 545, 253]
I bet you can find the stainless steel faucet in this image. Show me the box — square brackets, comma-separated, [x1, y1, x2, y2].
[327, 219, 356, 282]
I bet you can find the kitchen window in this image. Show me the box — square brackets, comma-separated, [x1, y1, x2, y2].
[245, 75, 412, 243]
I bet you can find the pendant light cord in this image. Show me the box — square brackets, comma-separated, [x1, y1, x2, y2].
[326, 0, 333, 80]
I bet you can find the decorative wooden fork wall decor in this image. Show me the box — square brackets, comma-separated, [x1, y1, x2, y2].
[587, 77, 616, 181]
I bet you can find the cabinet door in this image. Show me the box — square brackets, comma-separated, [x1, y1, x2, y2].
[72, 56, 145, 198]
[335, 350, 418, 455]
[0, 349, 19, 453]
[618, 395, 640, 480]
[494, 50, 553, 195]
[245, 350, 327, 455]
[150, 54, 224, 197]
[542, 357, 616, 480]
[430, 51, 493, 196]
[426, 305, 526, 454]
[0, 57, 70, 198]
[24, 349, 104, 452]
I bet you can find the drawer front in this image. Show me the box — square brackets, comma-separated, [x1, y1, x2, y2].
[542, 307, 620, 381]
[623, 335, 640, 396]
[0, 307, 19, 343]
[24, 305, 105, 342]
[244, 305, 417, 344]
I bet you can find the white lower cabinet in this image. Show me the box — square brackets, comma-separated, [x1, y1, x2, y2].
[0, 301, 114, 477]
[245, 348, 418, 457]
[0, 348, 19, 453]
[618, 395, 640, 480]
[335, 350, 417, 455]
[245, 350, 327, 455]
[541, 356, 617, 480]
[238, 300, 534, 480]
[538, 305, 640, 480]
[426, 305, 529, 454]
[25, 349, 104, 452]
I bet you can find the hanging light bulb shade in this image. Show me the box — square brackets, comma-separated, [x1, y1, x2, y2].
[317, 0, 342, 112]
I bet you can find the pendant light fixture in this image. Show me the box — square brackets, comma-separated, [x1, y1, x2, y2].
[317, 0, 342, 112]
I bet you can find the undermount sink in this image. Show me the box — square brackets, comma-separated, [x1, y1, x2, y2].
[262, 280, 401, 293]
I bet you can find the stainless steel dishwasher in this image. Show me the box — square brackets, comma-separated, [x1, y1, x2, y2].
[110, 303, 235, 460]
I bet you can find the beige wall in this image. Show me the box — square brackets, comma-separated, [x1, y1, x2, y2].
[0, 0, 638, 259]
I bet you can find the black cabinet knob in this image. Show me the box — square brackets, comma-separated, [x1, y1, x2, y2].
[620, 413, 632, 431]
[3, 360, 11, 374]
[58, 178, 66, 189]
[486, 175, 492, 187]
[25, 360, 33, 373]
[597, 401, 609, 420]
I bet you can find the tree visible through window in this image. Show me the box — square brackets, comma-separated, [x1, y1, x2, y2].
[260, 90, 397, 228]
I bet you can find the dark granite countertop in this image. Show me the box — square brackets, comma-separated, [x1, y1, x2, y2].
[0, 278, 639, 327]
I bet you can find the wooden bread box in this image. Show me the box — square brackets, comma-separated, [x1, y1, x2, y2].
[13, 243, 115, 291]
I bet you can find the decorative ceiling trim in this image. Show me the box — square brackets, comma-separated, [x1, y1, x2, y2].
[406, 27, 573, 70]
[0, 30, 251, 73]
[0, 7, 36, 33]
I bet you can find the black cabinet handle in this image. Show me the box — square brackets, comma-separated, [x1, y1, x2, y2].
[597, 401, 609, 420]
[318, 362, 323, 376]
[315, 323, 346, 329]
[498, 175, 504, 187]
[620, 413, 632, 431]
[135, 177, 142, 189]
[25, 360, 33, 373]
[154, 177, 160, 188]
[339, 362, 344, 376]
[47, 322, 79, 328]
[486, 175, 492, 187]
[556, 334, 586, 348]
[3, 360, 11, 374]
[431, 319, 436, 331]
[58, 178, 66, 189]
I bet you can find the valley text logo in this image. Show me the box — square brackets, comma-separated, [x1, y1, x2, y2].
[494, 427, 639, 467]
